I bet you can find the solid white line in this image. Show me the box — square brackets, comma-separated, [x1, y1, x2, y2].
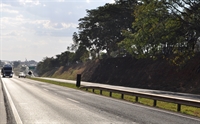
[67, 98, 80, 103]
[2, 80, 23, 124]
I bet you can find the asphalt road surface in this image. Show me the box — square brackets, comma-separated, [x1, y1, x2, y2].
[2, 77, 200, 124]
[39, 77, 200, 101]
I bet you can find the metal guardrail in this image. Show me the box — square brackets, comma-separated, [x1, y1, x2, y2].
[80, 86, 200, 112]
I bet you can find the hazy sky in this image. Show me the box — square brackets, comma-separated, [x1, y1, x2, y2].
[0, 0, 115, 62]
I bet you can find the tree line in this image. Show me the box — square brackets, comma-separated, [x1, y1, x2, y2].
[36, 0, 200, 75]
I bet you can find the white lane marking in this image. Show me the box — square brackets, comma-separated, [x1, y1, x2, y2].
[67, 98, 80, 104]
[2, 79, 23, 124]
[43, 89, 49, 92]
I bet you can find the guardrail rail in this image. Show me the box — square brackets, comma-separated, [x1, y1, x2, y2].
[80, 86, 200, 112]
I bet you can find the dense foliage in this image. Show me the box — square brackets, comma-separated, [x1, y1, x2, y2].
[36, 47, 89, 76]
[71, 0, 137, 58]
[37, 0, 200, 75]
[120, 0, 200, 65]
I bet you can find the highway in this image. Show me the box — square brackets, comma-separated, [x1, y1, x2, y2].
[39, 77, 200, 101]
[1, 77, 200, 124]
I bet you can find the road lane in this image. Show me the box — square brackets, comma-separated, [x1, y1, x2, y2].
[3, 77, 136, 123]
[2, 77, 200, 124]
[39, 77, 200, 100]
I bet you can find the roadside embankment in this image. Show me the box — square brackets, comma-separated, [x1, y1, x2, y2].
[42, 55, 200, 94]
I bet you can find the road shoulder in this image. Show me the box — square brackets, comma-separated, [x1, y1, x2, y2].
[0, 79, 7, 124]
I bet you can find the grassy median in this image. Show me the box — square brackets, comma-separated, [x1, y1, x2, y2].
[29, 77, 200, 118]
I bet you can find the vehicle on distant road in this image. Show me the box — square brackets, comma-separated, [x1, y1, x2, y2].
[1, 64, 13, 78]
[19, 72, 26, 78]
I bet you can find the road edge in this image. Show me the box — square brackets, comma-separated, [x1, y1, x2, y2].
[0, 78, 7, 124]
[1, 78, 22, 124]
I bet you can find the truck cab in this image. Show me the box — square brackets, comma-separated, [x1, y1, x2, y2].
[1, 64, 13, 78]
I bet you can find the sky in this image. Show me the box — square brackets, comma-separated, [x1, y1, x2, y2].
[0, 0, 115, 62]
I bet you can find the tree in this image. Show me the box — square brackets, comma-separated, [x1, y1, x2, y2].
[57, 51, 74, 66]
[72, 1, 136, 58]
[120, 0, 200, 66]
[68, 32, 79, 51]
[36, 48, 89, 76]
[36, 57, 55, 76]
[73, 45, 89, 62]
[121, 0, 179, 56]
[13, 61, 20, 68]
[165, 0, 200, 50]
[161, 0, 200, 66]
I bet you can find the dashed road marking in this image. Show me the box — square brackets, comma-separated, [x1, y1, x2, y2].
[67, 98, 80, 104]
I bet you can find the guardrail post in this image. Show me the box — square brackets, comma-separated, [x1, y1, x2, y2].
[100, 90, 102, 95]
[76, 74, 81, 87]
[93, 89, 95, 93]
[121, 94, 124, 99]
[177, 104, 181, 112]
[153, 100, 157, 107]
[110, 92, 112, 97]
[135, 96, 138, 102]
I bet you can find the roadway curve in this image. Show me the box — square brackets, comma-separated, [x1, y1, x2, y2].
[2, 77, 200, 124]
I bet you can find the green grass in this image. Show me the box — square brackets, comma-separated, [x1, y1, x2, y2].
[157, 101, 177, 112]
[29, 77, 78, 89]
[124, 94, 136, 102]
[139, 97, 154, 106]
[181, 105, 200, 117]
[28, 77, 200, 118]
